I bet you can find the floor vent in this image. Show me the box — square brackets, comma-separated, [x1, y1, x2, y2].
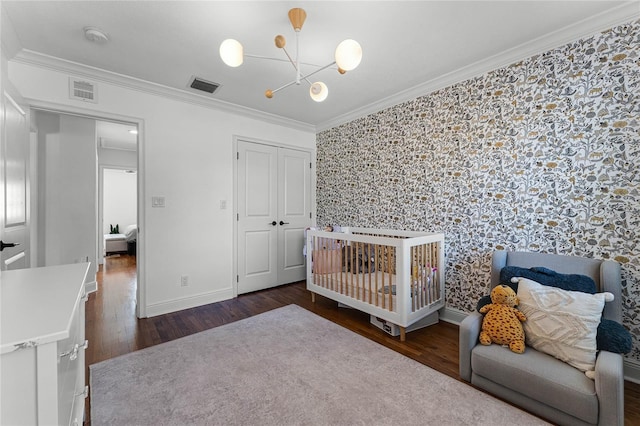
[188, 76, 220, 94]
[69, 77, 98, 103]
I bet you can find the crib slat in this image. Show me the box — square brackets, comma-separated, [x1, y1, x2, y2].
[388, 247, 392, 311]
[374, 244, 379, 307]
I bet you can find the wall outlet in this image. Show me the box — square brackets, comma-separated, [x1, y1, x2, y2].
[180, 275, 189, 287]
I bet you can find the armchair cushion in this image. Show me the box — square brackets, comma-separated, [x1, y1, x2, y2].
[472, 344, 598, 424]
[516, 277, 612, 372]
[500, 265, 597, 293]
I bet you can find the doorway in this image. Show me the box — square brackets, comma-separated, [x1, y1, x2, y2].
[235, 139, 312, 294]
[2, 105, 145, 316]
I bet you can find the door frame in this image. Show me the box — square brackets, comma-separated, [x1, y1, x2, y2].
[232, 135, 316, 298]
[25, 99, 147, 318]
[98, 165, 137, 265]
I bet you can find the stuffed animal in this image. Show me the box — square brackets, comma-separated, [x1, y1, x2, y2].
[479, 284, 527, 353]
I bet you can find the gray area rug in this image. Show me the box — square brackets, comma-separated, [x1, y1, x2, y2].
[91, 304, 549, 425]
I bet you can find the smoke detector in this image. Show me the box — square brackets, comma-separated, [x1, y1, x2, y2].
[84, 27, 109, 44]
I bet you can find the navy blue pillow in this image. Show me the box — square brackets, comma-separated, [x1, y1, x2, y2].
[597, 319, 633, 354]
[499, 266, 597, 294]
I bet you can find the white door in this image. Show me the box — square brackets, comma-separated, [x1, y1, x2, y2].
[237, 140, 311, 294]
[1, 91, 30, 271]
[277, 148, 311, 284]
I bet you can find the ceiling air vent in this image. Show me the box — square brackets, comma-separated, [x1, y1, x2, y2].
[69, 77, 98, 103]
[188, 76, 220, 94]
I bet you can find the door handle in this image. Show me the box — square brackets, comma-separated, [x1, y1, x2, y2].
[279, 221, 289, 226]
[269, 221, 277, 226]
[0, 241, 19, 252]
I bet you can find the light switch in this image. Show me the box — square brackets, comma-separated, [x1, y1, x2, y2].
[152, 196, 165, 208]
[220, 200, 227, 210]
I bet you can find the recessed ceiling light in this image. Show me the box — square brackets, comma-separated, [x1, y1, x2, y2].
[128, 129, 138, 135]
[84, 27, 109, 44]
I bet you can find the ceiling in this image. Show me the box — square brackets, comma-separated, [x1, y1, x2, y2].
[96, 120, 137, 151]
[2, 1, 638, 130]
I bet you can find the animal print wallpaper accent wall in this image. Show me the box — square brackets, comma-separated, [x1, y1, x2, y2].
[316, 20, 640, 364]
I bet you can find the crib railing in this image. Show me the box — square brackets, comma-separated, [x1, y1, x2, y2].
[308, 228, 444, 317]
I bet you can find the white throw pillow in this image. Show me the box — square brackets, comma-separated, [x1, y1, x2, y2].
[515, 277, 613, 373]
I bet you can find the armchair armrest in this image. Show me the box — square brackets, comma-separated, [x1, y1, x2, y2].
[595, 350, 624, 426]
[459, 312, 483, 382]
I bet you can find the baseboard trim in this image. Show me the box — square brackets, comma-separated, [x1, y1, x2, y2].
[442, 306, 640, 383]
[85, 280, 98, 294]
[440, 306, 468, 326]
[145, 288, 235, 318]
[625, 360, 640, 384]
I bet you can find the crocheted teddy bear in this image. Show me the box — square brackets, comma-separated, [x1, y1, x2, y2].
[479, 284, 527, 353]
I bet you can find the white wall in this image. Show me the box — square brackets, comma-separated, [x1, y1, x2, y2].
[103, 168, 136, 235]
[8, 59, 316, 316]
[33, 110, 98, 284]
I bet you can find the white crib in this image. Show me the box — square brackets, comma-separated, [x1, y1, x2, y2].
[307, 228, 445, 341]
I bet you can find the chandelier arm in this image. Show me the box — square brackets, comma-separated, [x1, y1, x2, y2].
[298, 61, 336, 81]
[245, 54, 291, 62]
[244, 54, 330, 69]
[271, 79, 298, 94]
[281, 47, 299, 72]
[280, 46, 312, 85]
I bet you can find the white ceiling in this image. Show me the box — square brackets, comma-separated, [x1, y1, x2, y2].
[2, 1, 638, 130]
[96, 120, 137, 151]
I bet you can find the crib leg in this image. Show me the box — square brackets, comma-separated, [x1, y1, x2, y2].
[311, 292, 316, 303]
[399, 327, 406, 342]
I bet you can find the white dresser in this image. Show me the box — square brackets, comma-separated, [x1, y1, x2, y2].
[1, 263, 91, 426]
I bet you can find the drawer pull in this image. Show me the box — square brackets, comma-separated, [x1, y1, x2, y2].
[75, 385, 89, 399]
[60, 340, 87, 361]
[60, 344, 79, 360]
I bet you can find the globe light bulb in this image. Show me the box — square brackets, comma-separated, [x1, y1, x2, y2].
[309, 82, 328, 102]
[335, 39, 362, 71]
[219, 39, 243, 67]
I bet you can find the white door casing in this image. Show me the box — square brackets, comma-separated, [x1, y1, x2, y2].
[236, 140, 311, 294]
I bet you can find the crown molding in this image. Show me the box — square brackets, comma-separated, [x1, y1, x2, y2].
[316, 1, 640, 132]
[12, 49, 316, 133]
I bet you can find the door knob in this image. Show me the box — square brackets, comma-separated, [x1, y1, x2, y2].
[0, 241, 19, 252]
[279, 221, 290, 226]
[269, 221, 277, 226]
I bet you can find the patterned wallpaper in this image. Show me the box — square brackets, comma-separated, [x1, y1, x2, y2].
[316, 20, 640, 364]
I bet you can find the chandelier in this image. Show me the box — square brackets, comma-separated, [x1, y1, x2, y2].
[219, 8, 362, 102]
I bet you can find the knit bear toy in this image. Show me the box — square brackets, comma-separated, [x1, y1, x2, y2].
[479, 284, 527, 353]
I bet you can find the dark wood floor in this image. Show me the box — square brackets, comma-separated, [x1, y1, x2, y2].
[86, 254, 640, 425]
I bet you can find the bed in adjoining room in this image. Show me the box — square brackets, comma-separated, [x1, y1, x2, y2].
[104, 224, 137, 255]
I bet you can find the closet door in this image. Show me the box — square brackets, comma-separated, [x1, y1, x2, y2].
[236, 141, 311, 294]
[277, 148, 311, 284]
[237, 141, 278, 294]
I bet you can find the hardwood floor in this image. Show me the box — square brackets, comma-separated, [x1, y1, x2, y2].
[86, 254, 640, 425]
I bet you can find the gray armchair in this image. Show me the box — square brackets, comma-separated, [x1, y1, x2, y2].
[459, 251, 624, 426]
